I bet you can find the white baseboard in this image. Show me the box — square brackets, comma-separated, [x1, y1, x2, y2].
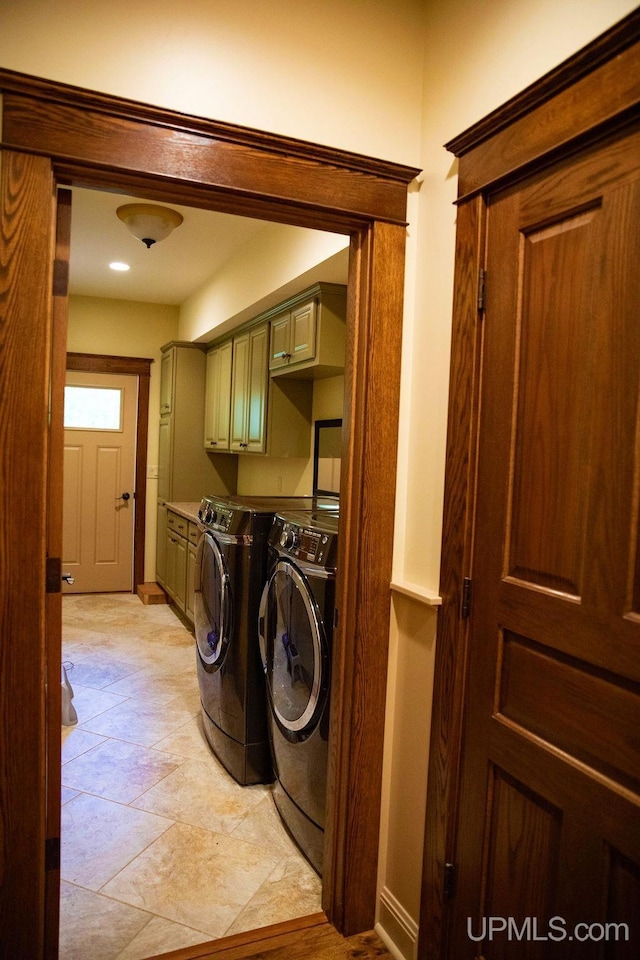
[376, 886, 419, 960]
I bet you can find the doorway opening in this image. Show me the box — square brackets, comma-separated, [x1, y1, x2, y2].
[60, 183, 347, 957]
[0, 67, 419, 960]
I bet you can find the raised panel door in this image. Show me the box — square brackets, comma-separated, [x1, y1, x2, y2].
[203, 348, 217, 449]
[173, 534, 187, 612]
[290, 299, 316, 365]
[246, 324, 268, 453]
[186, 541, 197, 623]
[448, 123, 640, 956]
[159, 348, 174, 415]
[156, 502, 167, 586]
[269, 311, 291, 370]
[214, 340, 233, 450]
[62, 371, 137, 593]
[230, 331, 250, 451]
[157, 416, 172, 502]
[204, 341, 233, 451]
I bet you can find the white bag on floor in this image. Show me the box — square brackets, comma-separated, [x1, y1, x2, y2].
[61, 664, 77, 726]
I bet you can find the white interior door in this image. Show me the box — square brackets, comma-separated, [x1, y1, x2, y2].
[63, 370, 137, 592]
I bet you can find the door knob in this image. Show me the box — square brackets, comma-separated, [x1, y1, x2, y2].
[62, 574, 75, 585]
[116, 492, 131, 501]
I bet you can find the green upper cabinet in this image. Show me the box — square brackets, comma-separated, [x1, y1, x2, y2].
[204, 339, 233, 452]
[230, 323, 269, 453]
[268, 283, 346, 379]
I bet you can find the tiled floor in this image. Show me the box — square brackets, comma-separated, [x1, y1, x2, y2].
[60, 593, 321, 960]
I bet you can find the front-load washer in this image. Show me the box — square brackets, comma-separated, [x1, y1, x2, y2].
[194, 495, 338, 785]
[258, 509, 339, 873]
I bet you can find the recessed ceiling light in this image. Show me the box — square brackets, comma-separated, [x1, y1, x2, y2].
[109, 261, 130, 272]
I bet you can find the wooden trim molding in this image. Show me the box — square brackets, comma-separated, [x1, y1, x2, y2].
[445, 8, 640, 201]
[0, 71, 419, 233]
[419, 11, 640, 960]
[0, 71, 418, 958]
[66, 352, 153, 591]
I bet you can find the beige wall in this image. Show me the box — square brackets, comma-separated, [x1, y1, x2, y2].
[67, 296, 179, 581]
[380, 2, 638, 957]
[179, 223, 349, 343]
[0, 0, 424, 165]
[236, 374, 345, 496]
[2, 1, 638, 957]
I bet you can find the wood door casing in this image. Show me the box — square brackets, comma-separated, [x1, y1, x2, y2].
[420, 11, 640, 960]
[0, 71, 418, 958]
[66, 353, 152, 592]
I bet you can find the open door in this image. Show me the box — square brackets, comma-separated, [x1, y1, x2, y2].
[44, 187, 72, 960]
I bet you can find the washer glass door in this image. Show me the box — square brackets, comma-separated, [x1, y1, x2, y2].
[260, 558, 327, 733]
[194, 531, 232, 668]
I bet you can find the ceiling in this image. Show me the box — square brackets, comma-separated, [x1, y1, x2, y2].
[68, 187, 276, 305]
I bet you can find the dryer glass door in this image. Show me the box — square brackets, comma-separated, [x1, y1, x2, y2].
[194, 531, 232, 667]
[261, 558, 327, 733]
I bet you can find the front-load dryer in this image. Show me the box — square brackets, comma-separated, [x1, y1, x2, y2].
[194, 495, 338, 786]
[258, 509, 339, 873]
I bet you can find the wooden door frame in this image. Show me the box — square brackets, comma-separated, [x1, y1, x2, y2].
[0, 70, 420, 957]
[418, 11, 640, 960]
[66, 352, 153, 592]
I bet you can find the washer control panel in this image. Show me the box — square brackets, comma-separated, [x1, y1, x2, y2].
[198, 497, 234, 533]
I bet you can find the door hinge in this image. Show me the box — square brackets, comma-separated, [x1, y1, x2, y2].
[477, 267, 486, 313]
[53, 258, 69, 297]
[46, 556, 62, 594]
[443, 862, 457, 901]
[45, 836, 61, 872]
[461, 577, 472, 619]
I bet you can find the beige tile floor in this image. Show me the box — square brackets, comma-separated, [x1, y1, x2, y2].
[61, 593, 321, 960]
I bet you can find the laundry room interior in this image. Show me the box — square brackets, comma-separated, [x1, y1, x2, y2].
[2, 3, 637, 960]
[59, 185, 351, 959]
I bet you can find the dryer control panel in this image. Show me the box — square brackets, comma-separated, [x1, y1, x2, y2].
[271, 512, 339, 569]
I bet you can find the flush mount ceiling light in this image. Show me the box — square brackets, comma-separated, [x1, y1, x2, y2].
[116, 203, 184, 249]
[109, 261, 130, 272]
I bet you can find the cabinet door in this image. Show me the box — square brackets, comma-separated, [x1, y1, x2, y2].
[204, 342, 233, 451]
[156, 502, 168, 587]
[159, 348, 174, 415]
[203, 349, 217, 449]
[165, 527, 177, 599]
[186, 542, 197, 624]
[157, 417, 172, 502]
[173, 535, 187, 612]
[290, 299, 316, 365]
[269, 311, 291, 370]
[246, 324, 268, 453]
[214, 340, 233, 450]
[230, 332, 250, 451]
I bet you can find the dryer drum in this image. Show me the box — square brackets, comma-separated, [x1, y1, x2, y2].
[259, 559, 329, 740]
[194, 532, 233, 671]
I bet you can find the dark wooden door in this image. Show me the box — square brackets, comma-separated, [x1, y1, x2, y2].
[449, 122, 640, 957]
[44, 187, 72, 960]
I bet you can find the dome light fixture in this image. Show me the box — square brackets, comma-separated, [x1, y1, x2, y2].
[116, 203, 183, 249]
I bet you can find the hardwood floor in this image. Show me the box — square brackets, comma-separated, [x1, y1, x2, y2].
[146, 915, 395, 960]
